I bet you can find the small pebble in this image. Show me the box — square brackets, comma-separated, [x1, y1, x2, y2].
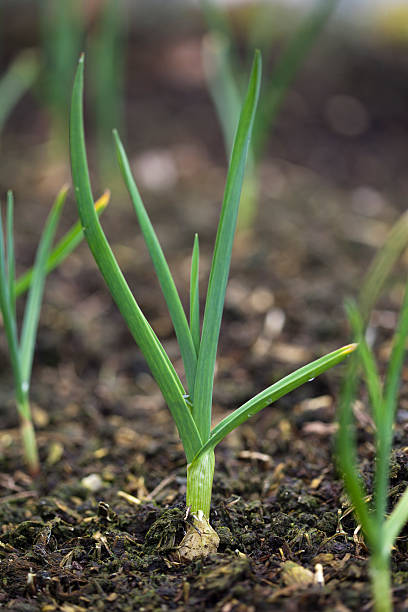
[81, 474, 103, 493]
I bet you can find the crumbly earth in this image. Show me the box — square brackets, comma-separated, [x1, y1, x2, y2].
[1, 20, 408, 612]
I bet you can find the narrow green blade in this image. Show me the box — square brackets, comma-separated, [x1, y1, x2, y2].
[346, 299, 383, 427]
[190, 234, 200, 356]
[19, 186, 67, 387]
[359, 210, 408, 323]
[375, 278, 408, 525]
[196, 343, 356, 458]
[383, 279, 408, 424]
[113, 130, 198, 398]
[69, 55, 202, 462]
[6, 191, 16, 315]
[202, 32, 258, 230]
[336, 354, 377, 547]
[14, 190, 110, 298]
[385, 485, 408, 551]
[202, 31, 242, 157]
[0, 201, 23, 407]
[193, 50, 262, 442]
[346, 299, 388, 527]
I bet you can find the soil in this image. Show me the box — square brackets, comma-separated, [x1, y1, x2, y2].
[1, 17, 408, 612]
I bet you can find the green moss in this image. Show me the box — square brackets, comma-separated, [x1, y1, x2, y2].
[143, 508, 185, 554]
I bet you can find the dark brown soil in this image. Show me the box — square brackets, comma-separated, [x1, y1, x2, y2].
[1, 17, 408, 612]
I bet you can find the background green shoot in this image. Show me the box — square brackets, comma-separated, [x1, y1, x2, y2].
[38, 0, 125, 179]
[0, 188, 66, 475]
[201, 0, 339, 230]
[0, 189, 109, 475]
[337, 285, 408, 612]
[90, 0, 125, 184]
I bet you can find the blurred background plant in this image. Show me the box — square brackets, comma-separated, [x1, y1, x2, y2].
[89, 0, 125, 183]
[0, 185, 108, 475]
[0, 0, 125, 182]
[0, 48, 39, 139]
[1, 0, 407, 198]
[201, 0, 339, 230]
[39, 0, 83, 158]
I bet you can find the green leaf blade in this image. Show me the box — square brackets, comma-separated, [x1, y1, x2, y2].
[190, 234, 200, 356]
[193, 50, 262, 442]
[383, 280, 408, 424]
[113, 130, 198, 398]
[202, 31, 242, 157]
[197, 343, 357, 458]
[69, 55, 202, 462]
[375, 279, 408, 526]
[358, 210, 408, 323]
[19, 185, 68, 388]
[0, 200, 23, 406]
[6, 191, 16, 315]
[346, 299, 383, 426]
[384, 485, 408, 552]
[336, 354, 377, 547]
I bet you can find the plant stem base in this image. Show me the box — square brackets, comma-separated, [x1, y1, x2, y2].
[20, 417, 39, 476]
[370, 557, 392, 612]
[177, 512, 220, 562]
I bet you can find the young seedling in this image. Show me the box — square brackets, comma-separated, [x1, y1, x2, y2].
[358, 208, 408, 325]
[0, 188, 109, 475]
[202, 0, 339, 229]
[70, 52, 355, 560]
[0, 188, 66, 475]
[337, 291, 408, 612]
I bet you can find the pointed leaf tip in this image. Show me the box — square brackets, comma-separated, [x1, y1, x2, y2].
[95, 190, 111, 212]
[343, 343, 358, 354]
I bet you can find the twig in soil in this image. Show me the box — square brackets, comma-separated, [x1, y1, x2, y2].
[117, 490, 141, 506]
[225, 496, 241, 508]
[145, 474, 176, 501]
[238, 450, 272, 465]
[0, 473, 24, 492]
[0, 490, 37, 504]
